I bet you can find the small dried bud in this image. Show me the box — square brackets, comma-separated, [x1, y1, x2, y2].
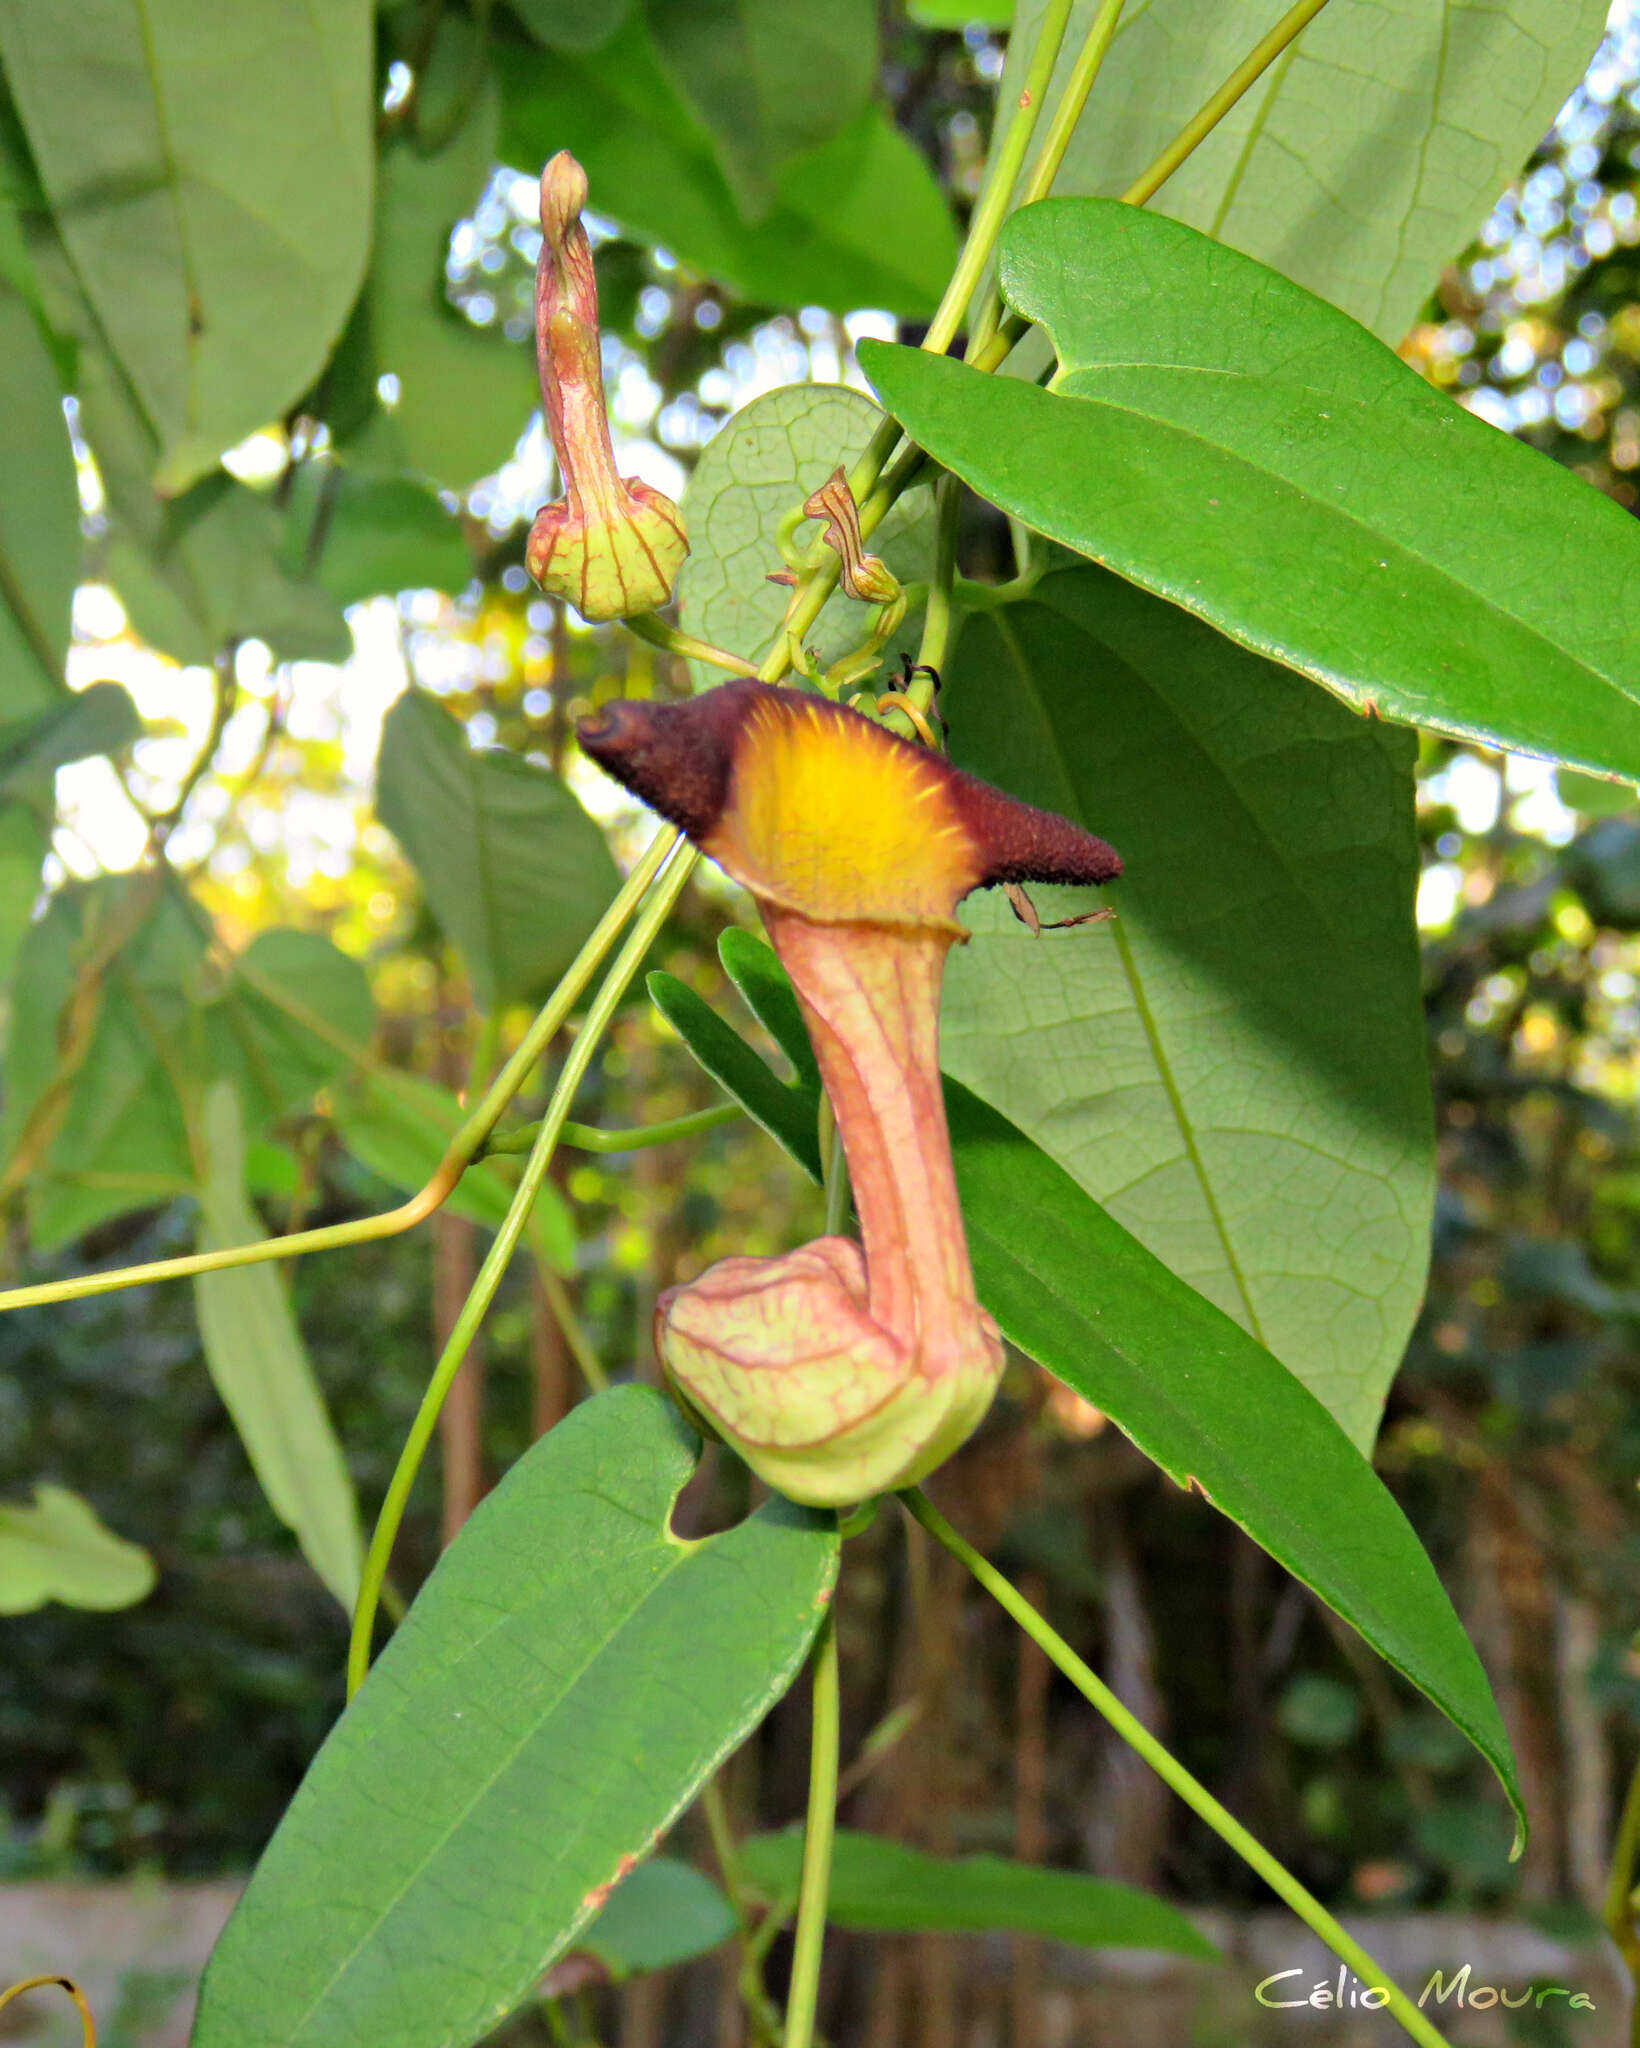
[527, 152, 688, 621]
[805, 467, 900, 604]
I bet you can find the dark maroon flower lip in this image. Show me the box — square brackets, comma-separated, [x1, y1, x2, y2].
[578, 680, 1120, 926]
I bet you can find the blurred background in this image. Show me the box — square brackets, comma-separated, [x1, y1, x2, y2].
[4, 3, 1640, 2045]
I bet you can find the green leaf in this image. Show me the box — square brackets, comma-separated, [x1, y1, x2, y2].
[910, 0, 1011, 20]
[937, 564, 1431, 1448]
[3, 878, 204, 1250]
[0, 1483, 155, 1614]
[677, 385, 935, 691]
[861, 202, 1640, 780]
[719, 927, 819, 1088]
[5, 892, 374, 1247]
[192, 1385, 838, 2048]
[995, 0, 1607, 343]
[209, 928, 376, 1133]
[645, 0, 878, 223]
[282, 463, 472, 605]
[0, 0, 375, 490]
[111, 478, 353, 667]
[498, 15, 957, 317]
[36, 262, 353, 666]
[740, 1829, 1215, 1955]
[659, 943, 1516, 1835]
[648, 969, 822, 1181]
[0, 803, 45, 992]
[509, 0, 629, 50]
[0, 682, 140, 794]
[1557, 768, 1636, 819]
[0, 282, 75, 714]
[573, 1857, 735, 1978]
[357, 74, 537, 490]
[946, 1078, 1523, 1849]
[193, 1079, 363, 1611]
[332, 1064, 576, 1275]
[376, 688, 622, 1012]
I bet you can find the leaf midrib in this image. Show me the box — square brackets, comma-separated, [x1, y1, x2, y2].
[285, 1533, 696, 2039]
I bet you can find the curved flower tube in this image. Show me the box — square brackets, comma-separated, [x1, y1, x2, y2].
[527, 153, 688, 622]
[579, 682, 1121, 1505]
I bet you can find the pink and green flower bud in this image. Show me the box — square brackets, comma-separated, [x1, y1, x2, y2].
[578, 682, 1122, 1506]
[527, 152, 688, 622]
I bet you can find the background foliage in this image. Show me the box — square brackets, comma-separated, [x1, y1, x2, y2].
[1, 2, 1639, 2044]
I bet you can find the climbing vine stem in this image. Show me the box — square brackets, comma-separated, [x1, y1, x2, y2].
[0, 828, 678, 1315]
[900, 1486, 1456, 2048]
[783, 1604, 841, 2048]
[346, 839, 699, 1695]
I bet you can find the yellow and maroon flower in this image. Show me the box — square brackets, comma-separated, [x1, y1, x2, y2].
[527, 153, 688, 622]
[580, 682, 1120, 1504]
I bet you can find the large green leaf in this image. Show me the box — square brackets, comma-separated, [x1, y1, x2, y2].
[193, 1080, 362, 1611]
[0, 1483, 155, 1614]
[0, 0, 374, 491]
[947, 1078, 1522, 1847]
[677, 385, 935, 689]
[498, 14, 957, 317]
[0, 281, 75, 714]
[645, 0, 878, 222]
[356, 73, 537, 491]
[741, 1829, 1214, 1954]
[657, 937, 1517, 1835]
[995, 0, 1607, 343]
[377, 688, 621, 1012]
[192, 1385, 838, 2048]
[937, 564, 1430, 1448]
[35, 260, 354, 665]
[860, 203, 1640, 780]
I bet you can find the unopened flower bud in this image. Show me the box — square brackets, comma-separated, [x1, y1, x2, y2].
[527, 152, 688, 622]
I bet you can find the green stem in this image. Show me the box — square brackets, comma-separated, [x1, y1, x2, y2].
[923, 0, 1077, 357]
[625, 610, 756, 678]
[1120, 0, 1334, 207]
[486, 1102, 740, 1156]
[1603, 1745, 1640, 2000]
[783, 1606, 840, 2048]
[347, 842, 699, 1696]
[535, 1259, 608, 1394]
[701, 1776, 783, 2048]
[0, 830, 678, 1315]
[965, 0, 1124, 362]
[914, 472, 962, 682]
[899, 1488, 1456, 2048]
[1012, 0, 1126, 214]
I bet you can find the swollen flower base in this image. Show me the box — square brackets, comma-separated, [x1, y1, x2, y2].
[579, 682, 1121, 1505]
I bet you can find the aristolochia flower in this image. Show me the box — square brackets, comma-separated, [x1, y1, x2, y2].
[527, 153, 688, 622]
[579, 682, 1121, 1505]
